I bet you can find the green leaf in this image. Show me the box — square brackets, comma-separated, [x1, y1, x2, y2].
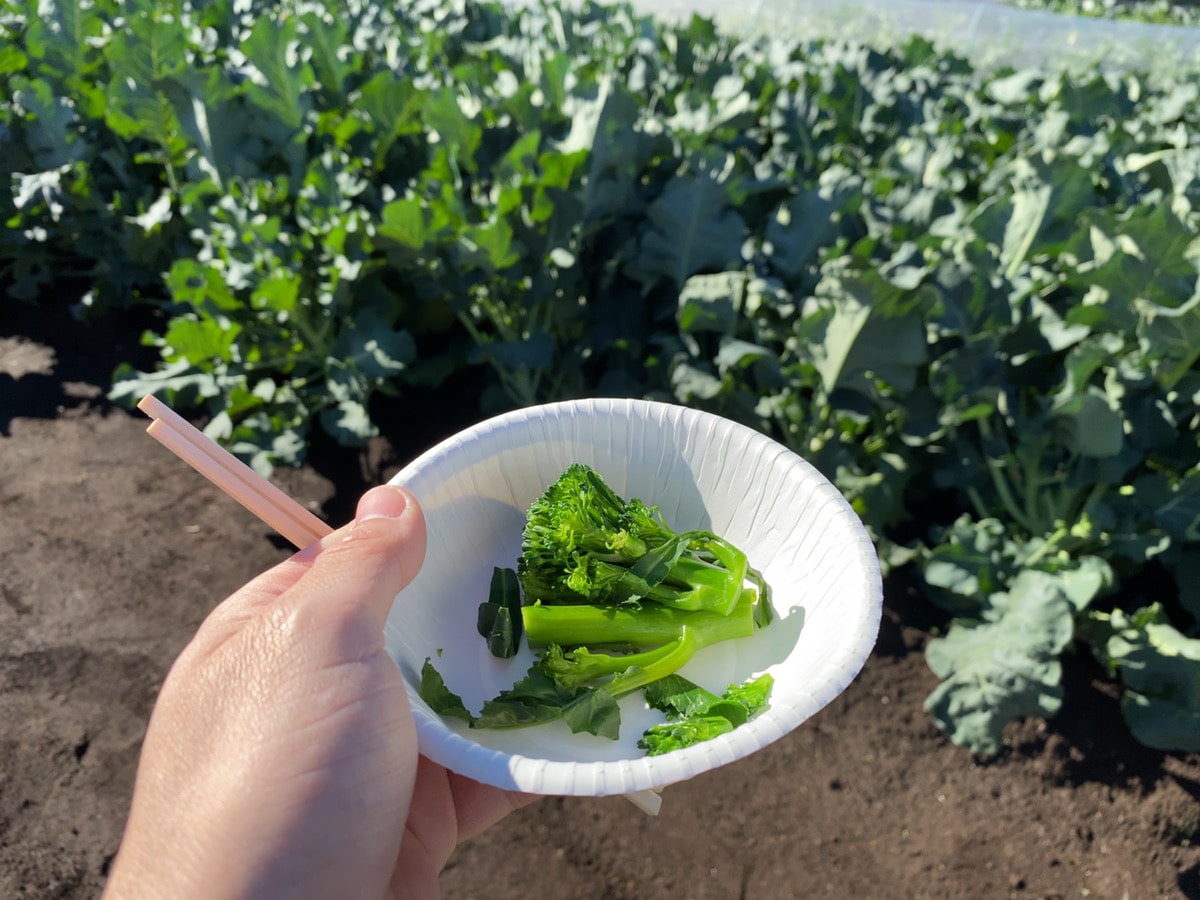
[108, 359, 220, 409]
[765, 179, 858, 281]
[160, 316, 241, 362]
[241, 16, 311, 130]
[166, 259, 241, 313]
[227, 410, 310, 475]
[424, 87, 482, 168]
[318, 400, 377, 446]
[357, 72, 424, 163]
[924, 570, 1074, 756]
[377, 198, 428, 250]
[419, 659, 473, 722]
[252, 270, 301, 315]
[1085, 605, 1200, 752]
[24, 0, 96, 86]
[1121, 692, 1200, 754]
[638, 715, 734, 755]
[1051, 387, 1125, 459]
[1137, 293, 1200, 391]
[1057, 556, 1113, 613]
[666, 74, 755, 135]
[677, 272, 745, 335]
[0, 44, 28, 77]
[670, 363, 723, 402]
[635, 172, 746, 289]
[643, 674, 731, 720]
[332, 310, 416, 380]
[1134, 473, 1200, 542]
[923, 516, 1017, 609]
[638, 672, 774, 755]
[561, 688, 621, 740]
[469, 333, 555, 371]
[999, 182, 1052, 279]
[299, 11, 355, 103]
[804, 281, 928, 396]
[809, 293, 871, 394]
[475, 664, 596, 731]
[1169, 549, 1200, 623]
[715, 339, 772, 376]
[461, 218, 520, 271]
[721, 673, 773, 717]
[162, 68, 242, 188]
[477, 567, 524, 659]
[13, 78, 83, 168]
[104, 11, 190, 158]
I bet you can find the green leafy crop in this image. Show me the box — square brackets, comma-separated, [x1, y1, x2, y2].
[9, 0, 1200, 756]
[1082, 604, 1200, 751]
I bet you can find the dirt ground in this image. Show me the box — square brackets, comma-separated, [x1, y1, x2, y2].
[3, 303, 1200, 899]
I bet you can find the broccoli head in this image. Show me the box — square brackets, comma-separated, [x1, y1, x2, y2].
[518, 463, 748, 615]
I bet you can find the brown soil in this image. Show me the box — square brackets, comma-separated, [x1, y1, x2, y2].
[3, 304, 1199, 899]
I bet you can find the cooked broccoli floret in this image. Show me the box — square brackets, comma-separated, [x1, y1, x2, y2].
[518, 463, 749, 615]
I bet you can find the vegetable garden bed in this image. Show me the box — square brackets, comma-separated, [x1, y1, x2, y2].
[4, 301, 1200, 897]
[3, 0, 1200, 892]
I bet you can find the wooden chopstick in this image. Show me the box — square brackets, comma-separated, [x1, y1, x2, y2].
[137, 394, 333, 549]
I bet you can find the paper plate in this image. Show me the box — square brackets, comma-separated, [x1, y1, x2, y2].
[384, 398, 881, 797]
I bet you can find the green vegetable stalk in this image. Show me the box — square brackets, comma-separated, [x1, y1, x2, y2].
[532, 589, 756, 695]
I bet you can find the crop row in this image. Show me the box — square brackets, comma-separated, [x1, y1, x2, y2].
[4, 0, 1198, 754]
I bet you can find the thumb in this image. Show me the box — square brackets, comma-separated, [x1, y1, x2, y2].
[283, 484, 427, 630]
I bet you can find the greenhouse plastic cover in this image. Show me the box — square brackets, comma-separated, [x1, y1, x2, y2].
[510, 0, 1200, 72]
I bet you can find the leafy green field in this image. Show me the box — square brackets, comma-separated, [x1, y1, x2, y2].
[4, 0, 1199, 756]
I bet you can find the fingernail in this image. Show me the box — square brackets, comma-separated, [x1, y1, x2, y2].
[355, 485, 410, 525]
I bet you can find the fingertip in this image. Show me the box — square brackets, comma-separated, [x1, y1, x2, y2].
[355, 484, 415, 524]
[289, 486, 427, 627]
[346, 485, 427, 573]
[346, 485, 427, 559]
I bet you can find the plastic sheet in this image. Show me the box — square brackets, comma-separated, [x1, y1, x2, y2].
[509, 0, 1200, 72]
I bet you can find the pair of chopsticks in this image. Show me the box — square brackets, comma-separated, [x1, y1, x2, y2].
[137, 394, 333, 549]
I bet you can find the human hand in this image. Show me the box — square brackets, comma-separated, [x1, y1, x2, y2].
[103, 485, 534, 900]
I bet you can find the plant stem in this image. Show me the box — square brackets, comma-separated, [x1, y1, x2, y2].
[1068, 479, 1108, 526]
[1024, 523, 1067, 568]
[966, 486, 992, 523]
[978, 416, 1035, 534]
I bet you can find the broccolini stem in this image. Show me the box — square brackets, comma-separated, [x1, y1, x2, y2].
[542, 640, 684, 689]
[522, 593, 755, 649]
[604, 631, 700, 696]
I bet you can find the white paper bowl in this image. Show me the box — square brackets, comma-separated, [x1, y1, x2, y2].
[384, 398, 881, 797]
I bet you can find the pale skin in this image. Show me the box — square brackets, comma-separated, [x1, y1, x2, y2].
[102, 484, 536, 900]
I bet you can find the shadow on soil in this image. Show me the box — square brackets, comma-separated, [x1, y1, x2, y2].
[2, 297, 485, 529]
[1, 298, 149, 432]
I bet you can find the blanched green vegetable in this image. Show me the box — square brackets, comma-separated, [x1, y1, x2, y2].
[637, 673, 775, 755]
[421, 464, 775, 752]
[518, 463, 753, 615]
